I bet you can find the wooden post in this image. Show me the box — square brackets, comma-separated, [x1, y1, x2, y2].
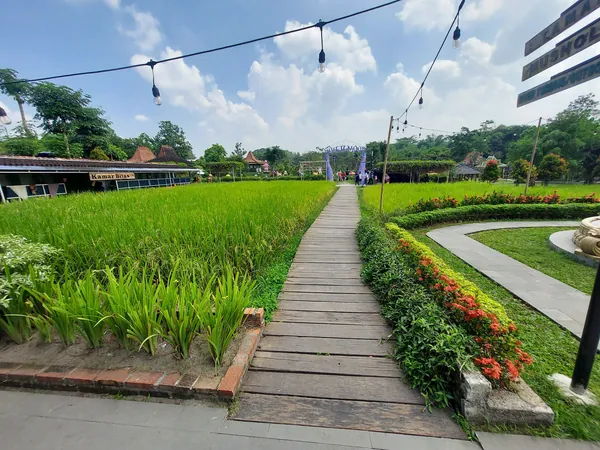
[379, 116, 394, 214]
[525, 117, 542, 195]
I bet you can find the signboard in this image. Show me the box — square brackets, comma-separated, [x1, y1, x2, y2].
[517, 53, 600, 107]
[324, 145, 366, 153]
[522, 17, 600, 81]
[524, 0, 600, 57]
[89, 172, 135, 181]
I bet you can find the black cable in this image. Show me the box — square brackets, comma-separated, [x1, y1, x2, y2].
[0, 0, 403, 87]
[407, 124, 454, 135]
[399, 0, 465, 119]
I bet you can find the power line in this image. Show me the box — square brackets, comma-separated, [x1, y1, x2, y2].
[0, 0, 403, 87]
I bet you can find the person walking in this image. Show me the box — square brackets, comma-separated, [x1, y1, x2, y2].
[355, 173, 360, 185]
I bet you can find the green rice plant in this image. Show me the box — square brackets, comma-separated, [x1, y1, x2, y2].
[42, 286, 77, 346]
[198, 269, 255, 368]
[67, 273, 105, 349]
[160, 274, 211, 359]
[103, 268, 134, 349]
[0, 287, 33, 344]
[30, 314, 52, 343]
[124, 270, 162, 355]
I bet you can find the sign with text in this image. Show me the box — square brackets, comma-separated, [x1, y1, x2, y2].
[517, 53, 600, 107]
[522, 17, 600, 81]
[89, 172, 135, 181]
[524, 0, 600, 57]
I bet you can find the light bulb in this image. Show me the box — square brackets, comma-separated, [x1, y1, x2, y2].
[152, 85, 162, 106]
[419, 98, 424, 109]
[454, 38, 460, 48]
[319, 63, 326, 73]
[453, 26, 461, 49]
[154, 95, 162, 106]
[318, 50, 326, 73]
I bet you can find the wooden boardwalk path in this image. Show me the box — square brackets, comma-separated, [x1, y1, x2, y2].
[235, 186, 465, 440]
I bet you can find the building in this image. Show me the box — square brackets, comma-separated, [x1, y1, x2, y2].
[244, 151, 265, 172]
[451, 163, 481, 180]
[0, 155, 198, 202]
[151, 145, 188, 164]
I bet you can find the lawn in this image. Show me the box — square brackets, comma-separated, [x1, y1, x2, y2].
[362, 182, 600, 214]
[410, 227, 600, 441]
[470, 227, 596, 295]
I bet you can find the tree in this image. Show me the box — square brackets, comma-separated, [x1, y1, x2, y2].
[134, 133, 156, 151]
[154, 120, 193, 160]
[204, 143, 227, 162]
[511, 159, 537, 185]
[538, 152, 568, 185]
[481, 159, 500, 182]
[89, 147, 110, 160]
[0, 137, 41, 156]
[0, 69, 32, 136]
[40, 134, 83, 158]
[28, 83, 91, 158]
[107, 144, 128, 161]
[233, 142, 245, 157]
[71, 107, 112, 155]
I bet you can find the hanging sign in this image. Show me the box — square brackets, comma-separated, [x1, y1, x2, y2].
[524, 0, 600, 57]
[517, 53, 600, 107]
[324, 145, 366, 153]
[522, 17, 600, 81]
[89, 172, 135, 181]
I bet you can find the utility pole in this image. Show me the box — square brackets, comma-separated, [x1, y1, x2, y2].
[379, 116, 395, 214]
[524, 117, 542, 195]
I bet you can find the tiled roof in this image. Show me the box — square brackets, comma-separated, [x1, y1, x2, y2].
[244, 151, 264, 165]
[150, 145, 188, 163]
[128, 146, 156, 163]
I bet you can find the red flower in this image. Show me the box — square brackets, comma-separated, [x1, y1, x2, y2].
[508, 323, 517, 332]
[505, 360, 520, 382]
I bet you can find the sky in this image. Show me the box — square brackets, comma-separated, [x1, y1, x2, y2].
[2, 0, 600, 158]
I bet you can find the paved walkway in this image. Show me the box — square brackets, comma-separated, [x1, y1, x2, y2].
[235, 186, 467, 440]
[426, 221, 594, 346]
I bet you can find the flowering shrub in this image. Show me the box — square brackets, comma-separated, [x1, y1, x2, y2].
[386, 224, 533, 386]
[407, 190, 578, 213]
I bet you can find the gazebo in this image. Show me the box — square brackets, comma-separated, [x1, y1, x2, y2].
[244, 151, 265, 172]
[452, 164, 481, 180]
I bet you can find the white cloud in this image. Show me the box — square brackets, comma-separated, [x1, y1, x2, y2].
[274, 22, 376, 72]
[461, 37, 495, 65]
[422, 59, 461, 77]
[119, 6, 162, 51]
[384, 63, 439, 106]
[237, 90, 256, 101]
[463, 0, 504, 21]
[396, 0, 456, 31]
[134, 114, 149, 122]
[104, 0, 120, 9]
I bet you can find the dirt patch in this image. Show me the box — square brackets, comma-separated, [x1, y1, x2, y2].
[0, 330, 245, 379]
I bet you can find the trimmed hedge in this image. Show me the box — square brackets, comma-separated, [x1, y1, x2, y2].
[357, 218, 473, 407]
[379, 160, 456, 174]
[390, 203, 600, 229]
[212, 175, 327, 183]
[387, 224, 532, 386]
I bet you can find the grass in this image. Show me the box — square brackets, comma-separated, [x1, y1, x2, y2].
[410, 227, 600, 441]
[470, 227, 596, 295]
[363, 182, 600, 214]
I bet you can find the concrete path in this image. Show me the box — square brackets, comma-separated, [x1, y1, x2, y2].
[0, 389, 477, 450]
[426, 221, 593, 344]
[235, 186, 467, 440]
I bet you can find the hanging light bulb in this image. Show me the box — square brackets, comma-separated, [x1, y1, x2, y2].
[318, 21, 326, 73]
[453, 16, 461, 48]
[148, 60, 162, 106]
[0, 106, 11, 125]
[419, 97, 424, 109]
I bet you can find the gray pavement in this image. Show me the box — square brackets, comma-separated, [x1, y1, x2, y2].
[426, 221, 595, 346]
[0, 390, 479, 450]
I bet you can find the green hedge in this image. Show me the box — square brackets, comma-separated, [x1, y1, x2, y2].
[379, 160, 456, 174]
[390, 203, 600, 229]
[212, 175, 327, 182]
[357, 218, 473, 407]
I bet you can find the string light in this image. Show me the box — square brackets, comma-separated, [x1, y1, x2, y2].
[453, 14, 461, 48]
[0, 107, 11, 125]
[318, 21, 326, 73]
[418, 86, 424, 109]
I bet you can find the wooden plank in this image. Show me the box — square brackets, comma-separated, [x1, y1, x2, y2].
[251, 351, 400, 378]
[235, 394, 465, 439]
[258, 335, 391, 356]
[278, 301, 380, 312]
[242, 371, 422, 404]
[293, 256, 362, 264]
[265, 322, 390, 340]
[279, 292, 376, 303]
[273, 310, 383, 325]
[285, 278, 365, 286]
[286, 271, 362, 279]
[291, 263, 362, 271]
[283, 284, 371, 294]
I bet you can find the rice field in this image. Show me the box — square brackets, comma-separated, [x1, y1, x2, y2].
[0, 182, 336, 282]
[362, 182, 600, 214]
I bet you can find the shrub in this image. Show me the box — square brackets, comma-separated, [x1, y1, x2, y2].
[0, 137, 42, 156]
[481, 159, 501, 182]
[538, 153, 568, 185]
[512, 159, 537, 185]
[386, 224, 532, 386]
[40, 134, 84, 158]
[89, 147, 110, 161]
[391, 203, 600, 229]
[357, 218, 473, 406]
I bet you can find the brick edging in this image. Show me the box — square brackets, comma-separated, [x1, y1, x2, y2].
[0, 308, 264, 399]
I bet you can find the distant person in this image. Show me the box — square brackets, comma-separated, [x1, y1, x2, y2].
[93, 181, 105, 193]
[385, 173, 390, 184]
[355, 173, 360, 185]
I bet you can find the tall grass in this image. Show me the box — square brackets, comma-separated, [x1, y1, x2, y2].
[362, 182, 600, 214]
[0, 182, 335, 284]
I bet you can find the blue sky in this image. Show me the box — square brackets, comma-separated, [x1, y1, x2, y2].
[2, 0, 599, 157]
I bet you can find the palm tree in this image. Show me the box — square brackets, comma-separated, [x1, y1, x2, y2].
[0, 68, 32, 136]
